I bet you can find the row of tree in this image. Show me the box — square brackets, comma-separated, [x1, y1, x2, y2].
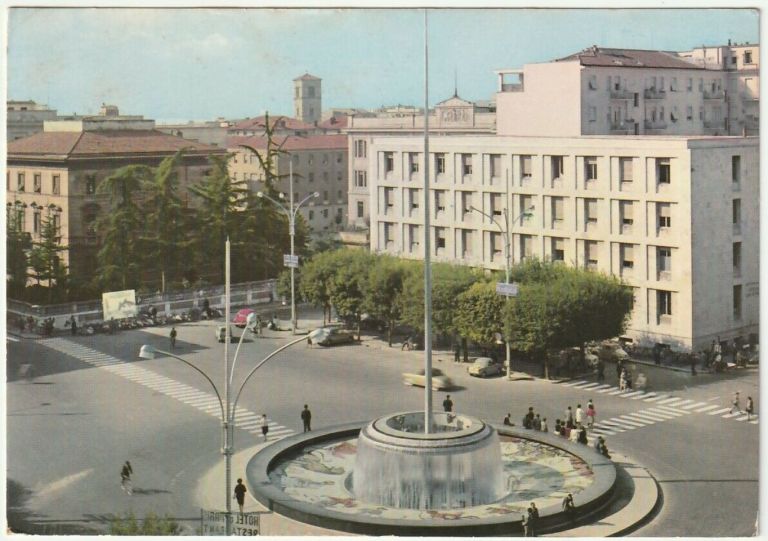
[288, 251, 634, 372]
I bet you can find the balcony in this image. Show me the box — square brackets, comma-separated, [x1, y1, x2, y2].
[610, 89, 634, 100]
[703, 89, 725, 100]
[644, 119, 668, 130]
[704, 119, 725, 130]
[644, 88, 666, 100]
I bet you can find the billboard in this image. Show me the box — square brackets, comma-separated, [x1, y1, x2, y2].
[102, 290, 138, 320]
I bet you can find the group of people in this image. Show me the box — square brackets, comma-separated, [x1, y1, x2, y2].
[517, 407, 547, 432]
[730, 391, 755, 420]
[512, 401, 607, 453]
[521, 493, 578, 536]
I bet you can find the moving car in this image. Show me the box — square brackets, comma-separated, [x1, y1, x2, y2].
[468, 357, 504, 378]
[232, 308, 256, 328]
[216, 325, 239, 343]
[309, 326, 355, 347]
[402, 368, 453, 391]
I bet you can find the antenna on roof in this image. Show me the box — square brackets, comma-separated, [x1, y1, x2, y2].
[454, 67, 458, 97]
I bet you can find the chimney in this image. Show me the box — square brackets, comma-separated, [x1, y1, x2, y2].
[728, 39, 732, 46]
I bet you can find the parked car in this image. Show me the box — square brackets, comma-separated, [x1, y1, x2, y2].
[310, 326, 355, 347]
[216, 325, 239, 343]
[402, 368, 453, 391]
[592, 341, 630, 363]
[232, 308, 256, 328]
[468, 357, 504, 378]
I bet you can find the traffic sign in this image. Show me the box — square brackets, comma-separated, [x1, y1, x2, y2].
[495, 282, 519, 297]
[283, 254, 299, 268]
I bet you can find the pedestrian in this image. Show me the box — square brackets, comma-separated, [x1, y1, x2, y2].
[540, 418, 548, 432]
[443, 395, 454, 413]
[586, 400, 596, 429]
[454, 342, 461, 363]
[565, 406, 574, 429]
[121, 461, 133, 494]
[70, 315, 77, 336]
[261, 413, 269, 441]
[170, 326, 177, 349]
[301, 404, 312, 432]
[524, 407, 535, 429]
[522, 513, 531, 537]
[562, 493, 576, 522]
[596, 359, 605, 382]
[569, 424, 579, 443]
[690, 352, 698, 376]
[234, 478, 247, 514]
[554, 419, 562, 435]
[746, 396, 755, 420]
[578, 425, 588, 444]
[575, 404, 584, 426]
[730, 391, 742, 414]
[653, 344, 662, 365]
[503, 413, 513, 426]
[533, 414, 542, 431]
[619, 369, 627, 391]
[525, 503, 539, 537]
[616, 358, 624, 381]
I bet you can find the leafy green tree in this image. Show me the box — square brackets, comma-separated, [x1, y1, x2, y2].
[363, 255, 409, 346]
[6, 206, 31, 298]
[299, 250, 345, 324]
[28, 210, 68, 302]
[328, 250, 376, 339]
[454, 280, 506, 351]
[93, 165, 151, 291]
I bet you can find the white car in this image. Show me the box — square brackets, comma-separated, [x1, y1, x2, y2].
[402, 368, 453, 391]
[468, 357, 504, 378]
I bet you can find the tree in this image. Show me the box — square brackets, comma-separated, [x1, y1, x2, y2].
[6, 205, 31, 298]
[299, 250, 343, 324]
[93, 165, 151, 292]
[328, 250, 376, 339]
[28, 209, 68, 302]
[454, 280, 506, 351]
[364, 255, 408, 346]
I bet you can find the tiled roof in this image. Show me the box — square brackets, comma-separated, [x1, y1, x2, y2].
[230, 115, 315, 132]
[8, 130, 222, 157]
[228, 134, 347, 152]
[317, 115, 349, 129]
[556, 46, 704, 70]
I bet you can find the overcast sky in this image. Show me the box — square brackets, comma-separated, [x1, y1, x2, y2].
[6, 7, 760, 123]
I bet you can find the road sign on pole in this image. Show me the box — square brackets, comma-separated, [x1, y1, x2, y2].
[201, 509, 260, 536]
[283, 254, 299, 268]
[495, 282, 519, 297]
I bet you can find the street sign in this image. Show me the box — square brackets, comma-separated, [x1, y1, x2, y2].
[495, 282, 519, 297]
[283, 254, 299, 268]
[201, 509, 260, 536]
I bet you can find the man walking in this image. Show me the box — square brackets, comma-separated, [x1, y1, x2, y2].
[120, 461, 133, 495]
[443, 395, 454, 413]
[234, 478, 247, 514]
[301, 404, 312, 432]
[261, 413, 269, 441]
[730, 391, 742, 414]
[170, 326, 177, 349]
[746, 396, 755, 421]
[70, 315, 77, 336]
[575, 404, 584, 426]
[565, 406, 574, 429]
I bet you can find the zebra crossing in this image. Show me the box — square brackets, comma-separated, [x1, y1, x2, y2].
[40, 338, 297, 440]
[561, 379, 759, 426]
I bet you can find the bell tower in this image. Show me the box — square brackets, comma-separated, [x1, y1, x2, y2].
[293, 73, 321, 124]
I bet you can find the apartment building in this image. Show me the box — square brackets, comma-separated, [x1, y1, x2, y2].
[495, 45, 759, 138]
[345, 95, 496, 228]
[367, 134, 758, 350]
[227, 134, 348, 233]
[6, 114, 224, 282]
[7, 100, 58, 141]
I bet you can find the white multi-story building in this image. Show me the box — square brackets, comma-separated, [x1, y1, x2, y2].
[367, 134, 758, 350]
[495, 45, 759, 138]
[7, 100, 58, 141]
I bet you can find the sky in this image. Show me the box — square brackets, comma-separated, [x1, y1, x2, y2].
[6, 7, 760, 123]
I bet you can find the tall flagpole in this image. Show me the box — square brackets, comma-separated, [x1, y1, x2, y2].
[423, 8, 433, 434]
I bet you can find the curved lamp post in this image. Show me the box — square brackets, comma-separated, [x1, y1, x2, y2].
[469, 204, 535, 380]
[255, 162, 319, 334]
[139, 315, 307, 535]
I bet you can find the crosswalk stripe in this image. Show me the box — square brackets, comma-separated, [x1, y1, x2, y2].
[621, 391, 646, 398]
[269, 428, 295, 436]
[657, 397, 682, 405]
[644, 408, 681, 419]
[694, 404, 720, 413]
[629, 411, 669, 422]
[735, 415, 752, 422]
[590, 428, 615, 436]
[610, 416, 646, 428]
[722, 412, 744, 419]
[619, 415, 654, 425]
[607, 389, 626, 395]
[667, 399, 695, 407]
[682, 402, 708, 410]
[563, 380, 588, 387]
[591, 384, 612, 391]
[708, 407, 732, 416]
[631, 392, 655, 400]
[644, 394, 668, 402]
[654, 405, 691, 415]
[575, 382, 601, 390]
[597, 386, 618, 393]
[750, 420, 759, 424]
[596, 420, 628, 432]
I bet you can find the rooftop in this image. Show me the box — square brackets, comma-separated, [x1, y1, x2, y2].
[293, 73, 321, 81]
[556, 46, 705, 70]
[231, 115, 315, 132]
[228, 134, 347, 151]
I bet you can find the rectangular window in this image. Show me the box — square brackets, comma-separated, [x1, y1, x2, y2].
[354, 170, 367, 188]
[85, 175, 97, 195]
[619, 157, 633, 182]
[520, 235, 534, 260]
[699, 106, 704, 120]
[383, 187, 394, 210]
[490, 231, 502, 260]
[588, 74, 597, 90]
[520, 155, 532, 178]
[434, 190, 447, 214]
[384, 152, 394, 174]
[33, 173, 42, 193]
[308, 210, 315, 220]
[461, 191, 472, 217]
[323, 190, 329, 201]
[686, 105, 693, 121]
[357, 201, 364, 218]
[687, 77, 693, 91]
[337, 190, 342, 200]
[733, 285, 742, 320]
[354, 140, 366, 157]
[744, 50, 753, 64]
[633, 93, 639, 107]
[17, 172, 25, 192]
[322, 208, 329, 218]
[698, 78, 704, 92]
[551, 155, 564, 180]
[620, 200, 634, 226]
[521, 195, 535, 225]
[383, 222, 393, 246]
[732, 199, 741, 225]
[552, 237, 565, 262]
[323, 172, 329, 182]
[490, 154, 502, 178]
[733, 242, 742, 274]
[671, 77, 678, 91]
[658, 290, 672, 317]
[552, 197, 564, 226]
[308, 154, 315, 166]
[657, 158, 671, 184]
[658, 247, 672, 273]
[337, 153, 343, 163]
[585, 240, 598, 269]
[409, 153, 420, 173]
[461, 229, 473, 257]
[588, 106, 597, 122]
[410, 188, 420, 210]
[585, 198, 598, 225]
[409, 224, 420, 252]
[435, 153, 446, 174]
[52, 174, 61, 195]
[491, 193, 503, 217]
[322, 154, 328, 165]
[462, 154, 473, 176]
[53, 214, 60, 233]
[621, 244, 634, 269]
[585, 157, 598, 181]
[658, 203, 671, 229]
[308, 172, 315, 183]
[435, 227, 446, 251]
[732, 156, 741, 184]
[33, 211, 41, 235]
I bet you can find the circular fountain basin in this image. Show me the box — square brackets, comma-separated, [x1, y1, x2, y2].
[247, 421, 617, 536]
[354, 412, 504, 509]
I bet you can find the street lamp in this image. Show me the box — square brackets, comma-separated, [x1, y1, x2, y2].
[139, 318, 307, 536]
[256, 161, 319, 334]
[469, 204, 535, 380]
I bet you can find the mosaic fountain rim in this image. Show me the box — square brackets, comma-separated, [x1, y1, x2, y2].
[247, 421, 618, 535]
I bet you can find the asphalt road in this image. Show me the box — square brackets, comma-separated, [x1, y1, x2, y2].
[6, 316, 759, 536]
